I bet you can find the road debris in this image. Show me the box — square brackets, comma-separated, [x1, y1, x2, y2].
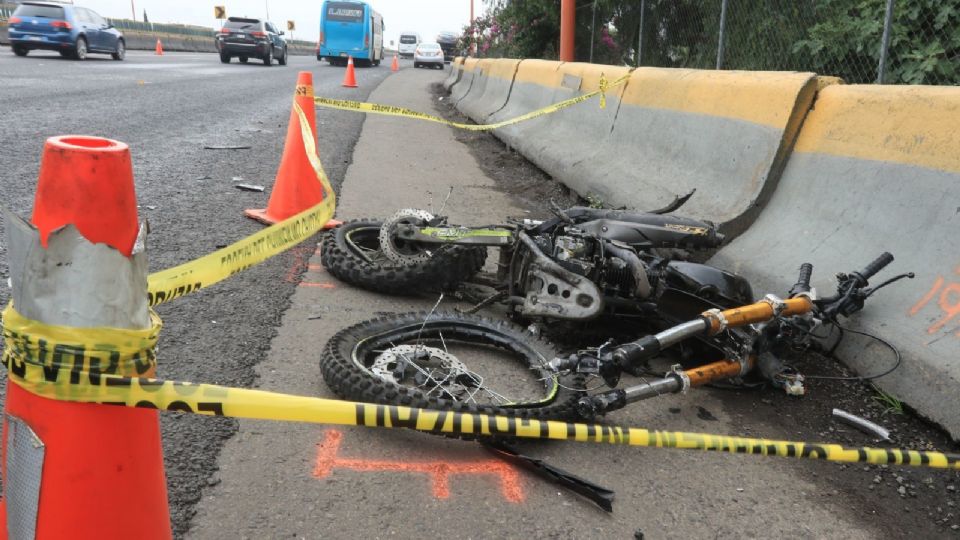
[204, 145, 252, 150]
[833, 408, 892, 441]
[235, 183, 265, 192]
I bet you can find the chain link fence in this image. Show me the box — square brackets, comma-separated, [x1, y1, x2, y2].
[630, 0, 958, 85]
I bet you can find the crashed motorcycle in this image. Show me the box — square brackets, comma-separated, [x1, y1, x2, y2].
[321, 198, 744, 327]
[321, 249, 911, 422]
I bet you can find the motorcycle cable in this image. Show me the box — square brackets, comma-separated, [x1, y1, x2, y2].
[801, 322, 903, 382]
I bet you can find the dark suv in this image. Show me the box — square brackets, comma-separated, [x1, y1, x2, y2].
[215, 17, 287, 66]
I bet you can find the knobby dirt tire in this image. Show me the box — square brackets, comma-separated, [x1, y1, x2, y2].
[320, 219, 486, 295]
[321, 311, 586, 425]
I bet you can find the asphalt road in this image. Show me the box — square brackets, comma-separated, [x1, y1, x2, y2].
[0, 47, 394, 536]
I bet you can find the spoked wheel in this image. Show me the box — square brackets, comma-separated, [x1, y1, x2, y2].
[321, 311, 586, 422]
[320, 218, 486, 295]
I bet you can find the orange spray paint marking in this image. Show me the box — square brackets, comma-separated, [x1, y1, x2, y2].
[312, 430, 524, 502]
[300, 282, 336, 289]
[283, 245, 315, 283]
[909, 276, 943, 316]
[927, 282, 960, 334]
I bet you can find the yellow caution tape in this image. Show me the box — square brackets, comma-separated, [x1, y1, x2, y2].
[146, 103, 336, 306]
[2, 303, 958, 470]
[313, 73, 632, 131]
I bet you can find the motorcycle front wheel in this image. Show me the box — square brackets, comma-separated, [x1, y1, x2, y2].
[320, 219, 486, 295]
[321, 311, 585, 422]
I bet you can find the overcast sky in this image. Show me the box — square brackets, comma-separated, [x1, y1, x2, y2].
[77, 0, 487, 44]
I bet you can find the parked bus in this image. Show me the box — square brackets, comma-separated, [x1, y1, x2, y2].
[318, 0, 384, 66]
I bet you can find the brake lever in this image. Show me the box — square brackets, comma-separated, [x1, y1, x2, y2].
[864, 272, 915, 298]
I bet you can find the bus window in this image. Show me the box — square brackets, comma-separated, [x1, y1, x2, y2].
[326, 2, 363, 22]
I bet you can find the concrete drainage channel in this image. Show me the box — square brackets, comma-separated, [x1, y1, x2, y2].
[447, 57, 960, 441]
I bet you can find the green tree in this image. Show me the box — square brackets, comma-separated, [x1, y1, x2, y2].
[460, 0, 959, 85]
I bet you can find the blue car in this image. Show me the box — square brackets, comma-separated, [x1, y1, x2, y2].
[8, 2, 125, 60]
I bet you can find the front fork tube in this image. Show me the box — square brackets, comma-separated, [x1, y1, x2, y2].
[576, 356, 755, 420]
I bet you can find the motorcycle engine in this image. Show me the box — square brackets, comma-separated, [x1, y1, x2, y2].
[550, 230, 639, 298]
[553, 231, 595, 276]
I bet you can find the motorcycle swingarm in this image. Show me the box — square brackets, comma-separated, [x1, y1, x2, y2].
[396, 225, 515, 246]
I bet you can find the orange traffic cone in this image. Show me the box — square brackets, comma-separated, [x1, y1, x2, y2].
[0, 136, 170, 538]
[155, 38, 163, 55]
[391, 53, 399, 72]
[246, 72, 336, 225]
[342, 56, 358, 88]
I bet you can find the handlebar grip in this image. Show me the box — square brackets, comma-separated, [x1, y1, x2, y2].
[788, 263, 813, 297]
[858, 252, 894, 282]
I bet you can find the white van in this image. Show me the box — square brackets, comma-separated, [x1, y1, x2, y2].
[398, 31, 420, 58]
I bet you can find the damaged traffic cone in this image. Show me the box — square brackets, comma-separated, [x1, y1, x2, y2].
[0, 135, 171, 539]
[391, 53, 399, 72]
[245, 72, 337, 226]
[342, 56, 358, 88]
[155, 38, 163, 55]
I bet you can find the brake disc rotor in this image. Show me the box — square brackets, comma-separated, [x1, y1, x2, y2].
[378, 208, 436, 264]
[371, 345, 477, 398]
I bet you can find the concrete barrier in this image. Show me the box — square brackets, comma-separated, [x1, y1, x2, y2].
[484, 59, 563, 157]
[455, 58, 498, 118]
[442, 57, 464, 91]
[459, 58, 522, 123]
[710, 84, 960, 439]
[484, 62, 632, 196]
[565, 68, 818, 232]
[449, 58, 480, 105]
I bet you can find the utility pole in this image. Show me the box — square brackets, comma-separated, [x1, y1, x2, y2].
[470, 0, 475, 55]
[130, 0, 136, 20]
[560, 0, 575, 61]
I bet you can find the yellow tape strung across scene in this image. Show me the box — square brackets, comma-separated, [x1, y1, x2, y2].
[146, 103, 336, 306]
[313, 73, 632, 131]
[2, 304, 958, 470]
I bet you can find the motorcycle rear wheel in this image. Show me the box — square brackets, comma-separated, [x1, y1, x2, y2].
[320, 311, 586, 423]
[321, 219, 486, 295]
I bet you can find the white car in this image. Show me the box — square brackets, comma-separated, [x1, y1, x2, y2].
[413, 42, 444, 69]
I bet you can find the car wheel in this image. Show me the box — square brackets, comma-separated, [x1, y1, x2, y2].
[72, 37, 88, 60]
[239, 56, 248, 63]
[414, 62, 419, 68]
[278, 47, 287, 66]
[220, 52, 230, 63]
[263, 47, 273, 66]
[111, 39, 125, 61]
[13, 46, 29, 57]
